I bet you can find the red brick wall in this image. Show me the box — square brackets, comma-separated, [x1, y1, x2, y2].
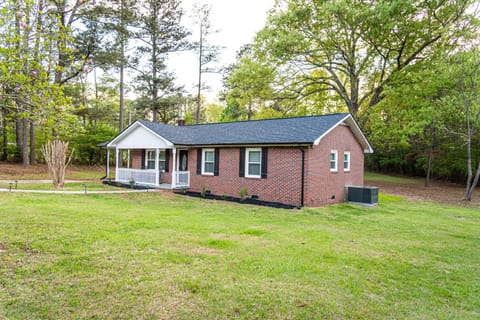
[189, 147, 304, 206]
[131, 150, 143, 169]
[304, 124, 364, 207]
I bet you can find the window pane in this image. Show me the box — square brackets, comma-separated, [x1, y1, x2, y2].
[159, 160, 166, 171]
[205, 151, 214, 162]
[330, 153, 336, 161]
[147, 160, 155, 169]
[204, 162, 214, 173]
[330, 161, 336, 170]
[159, 150, 166, 161]
[147, 151, 155, 161]
[248, 163, 261, 175]
[249, 151, 261, 162]
[344, 154, 349, 161]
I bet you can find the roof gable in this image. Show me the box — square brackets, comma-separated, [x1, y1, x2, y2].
[107, 122, 173, 149]
[314, 114, 373, 153]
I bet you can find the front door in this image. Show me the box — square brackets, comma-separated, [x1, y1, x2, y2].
[178, 150, 188, 171]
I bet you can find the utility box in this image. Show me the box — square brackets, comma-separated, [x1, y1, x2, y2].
[346, 186, 379, 205]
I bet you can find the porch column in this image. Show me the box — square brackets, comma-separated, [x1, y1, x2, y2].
[171, 148, 177, 188]
[115, 148, 119, 181]
[106, 149, 110, 179]
[155, 148, 160, 186]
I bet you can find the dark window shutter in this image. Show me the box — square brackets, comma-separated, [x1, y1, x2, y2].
[165, 149, 170, 172]
[214, 148, 220, 176]
[239, 147, 245, 177]
[261, 147, 268, 179]
[196, 148, 202, 175]
[141, 150, 146, 169]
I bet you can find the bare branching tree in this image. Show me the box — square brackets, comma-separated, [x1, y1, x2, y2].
[42, 140, 74, 188]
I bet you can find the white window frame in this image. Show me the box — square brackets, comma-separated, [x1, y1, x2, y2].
[344, 151, 350, 172]
[146, 150, 156, 169]
[245, 148, 262, 178]
[202, 148, 215, 175]
[145, 149, 166, 171]
[330, 150, 338, 172]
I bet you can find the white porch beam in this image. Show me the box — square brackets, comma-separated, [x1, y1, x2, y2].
[155, 148, 160, 186]
[115, 148, 119, 181]
[172, 148, 177, 188]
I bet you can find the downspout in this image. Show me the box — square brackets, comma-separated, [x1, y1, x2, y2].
[298, 146, 305, 208]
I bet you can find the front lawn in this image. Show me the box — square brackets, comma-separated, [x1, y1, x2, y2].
[0, 192, 479, 319]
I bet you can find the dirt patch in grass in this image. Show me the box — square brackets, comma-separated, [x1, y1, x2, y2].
[0, 162, 104, 180]
[159, 190, 178, 199]
[0, 162, 47, 178]
[366, 177, 480, 206]
[188, 247, 219, 256]
[0, 242, 8, 252]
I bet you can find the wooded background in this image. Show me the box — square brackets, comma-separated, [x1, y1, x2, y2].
[0, 0, 479, 197]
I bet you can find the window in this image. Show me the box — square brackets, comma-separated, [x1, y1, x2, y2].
[202, 149, 215, 175]
[330, 150, 338, 172]
[146, 150, 166, 171]
[246, 148, 262, 178]
[146, 150, 155, 169]
[344, 151, 350, 172]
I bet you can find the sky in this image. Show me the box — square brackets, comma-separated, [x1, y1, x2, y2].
[169, 0, 276, 102]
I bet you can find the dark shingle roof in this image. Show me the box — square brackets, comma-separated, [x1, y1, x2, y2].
[138, 113, 350, 146]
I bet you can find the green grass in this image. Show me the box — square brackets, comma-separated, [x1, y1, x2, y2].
[0, 181, 121, 191]
[1, 192, 479, 319]
[365, 171, 423, 184]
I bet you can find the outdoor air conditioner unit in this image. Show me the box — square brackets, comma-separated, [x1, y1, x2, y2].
[346, 186, 379, 205]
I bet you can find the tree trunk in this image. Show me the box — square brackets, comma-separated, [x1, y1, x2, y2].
[464, 107, 473, 200]
[21, 117, 29, 165]
[15, 119, 23, 161]
[30, 120, 36, 164]
[196, 21, 203, 124]
[1, 113, 7, 161]
[424, 126, 436, 187]
[425, 146, 433, 188]
[466, 161, 480, 201]
[52, 4, 66, 138]
[119, 0, 126, 131]
[119, 64, 125, 130]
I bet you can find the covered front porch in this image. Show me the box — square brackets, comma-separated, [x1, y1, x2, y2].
[104, 122, 190, 189]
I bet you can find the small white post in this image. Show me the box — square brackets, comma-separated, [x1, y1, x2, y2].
[172, 148, 177, 189]
[155, 148, 160, 186]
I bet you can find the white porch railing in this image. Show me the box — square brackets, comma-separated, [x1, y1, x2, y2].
[116, 168, 190, 188]
[175, 171, 190, 187]
[117, 168, 157, 185]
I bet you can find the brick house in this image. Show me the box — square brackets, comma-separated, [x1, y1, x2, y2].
[104, 113, 373, 207]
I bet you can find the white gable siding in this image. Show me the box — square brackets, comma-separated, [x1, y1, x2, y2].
[110, 124, 173, 149]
